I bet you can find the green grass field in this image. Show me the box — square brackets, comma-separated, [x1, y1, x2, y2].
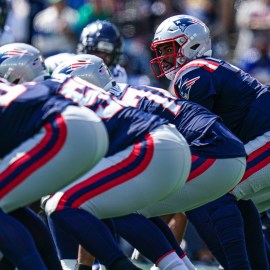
[134, 261, 220, 270]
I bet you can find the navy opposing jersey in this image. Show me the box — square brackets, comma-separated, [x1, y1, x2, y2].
[57, 76, 167, 156]
[174, 57, 270, 143]
[0, 79, 74, 158]
[108, 83, 246, 158]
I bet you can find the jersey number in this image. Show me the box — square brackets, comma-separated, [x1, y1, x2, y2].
[0, 84, 27, 107]
[58, 77, 124, 119]
[121, 86, 181, 116]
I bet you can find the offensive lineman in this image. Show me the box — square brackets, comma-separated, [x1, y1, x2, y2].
[53, 54, 249, 270]
[0, 42, 196, 270]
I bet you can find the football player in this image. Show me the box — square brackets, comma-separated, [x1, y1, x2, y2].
[0, 42, 50, 83]
[0, 4, 106, 269]
[45, 19, 128, 85]
[150, 14, 270, 270]
[77, 20, 128, 84]
[0, 43, 197, 270]
[53, 54, 248, 270]
[44, 74, 193, 270]
[0, 75, 108, 269]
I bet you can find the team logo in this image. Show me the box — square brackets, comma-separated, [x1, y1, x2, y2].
[180, 76, 200, 99]
[60, 61, 94, 74]
[0, 49, 31, 64]
[6, 49, 31, 57]
[71, 61, 93, 70]
[173, 17, 204, 32]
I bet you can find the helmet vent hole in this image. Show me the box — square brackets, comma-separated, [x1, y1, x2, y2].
[168, 26, 176, 32]
[190, 44, 200, 50]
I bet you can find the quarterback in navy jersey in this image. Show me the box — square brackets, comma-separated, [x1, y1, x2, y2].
[150, 14, 270, 270]
[174, 57, 270, 144]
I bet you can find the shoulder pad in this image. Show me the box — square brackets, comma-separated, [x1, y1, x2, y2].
[179, 59, 220, 74]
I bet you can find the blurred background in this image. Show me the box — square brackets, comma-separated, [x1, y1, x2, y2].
[3, 0, 270, 268]
[5, 0, 270, 90]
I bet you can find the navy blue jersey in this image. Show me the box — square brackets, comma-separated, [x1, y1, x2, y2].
[174, 57, 270, 143]
[108, 84, 246, 158]
[0, 79, 74, 158]
[56, 77, 168, 156]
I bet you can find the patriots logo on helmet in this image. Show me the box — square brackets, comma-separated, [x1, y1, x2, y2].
[71, 61, 93, 69]
[180, 76, 200, 99]
[0, 50, 31, 64]
[173, 17, 204, 32]
[6, 50, 31, 56]
[60, 61, 94, 74]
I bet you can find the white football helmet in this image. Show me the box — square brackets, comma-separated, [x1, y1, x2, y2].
[0, 43, 49, 84]
[150, 15, 212, 80]
[52, 54, 117, 91]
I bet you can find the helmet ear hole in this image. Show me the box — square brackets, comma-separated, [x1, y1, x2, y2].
[12, 78, 20, 84]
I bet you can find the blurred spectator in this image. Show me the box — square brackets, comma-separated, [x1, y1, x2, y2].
[0, 0, 14, 45]
[111, 0, 187, 89]
[66, 0, 84, 10]
[32, 0, 78, 57]
[184, 0, 235, 60]
[122, 38, 153, 86]
[72, 0, 113, 36]
[1, 0, 29, 45]
[1, 0, 47, 45]
[234, 0, 270, 64]
[27, 0, 47, 44]
[237, 35, 270, 84]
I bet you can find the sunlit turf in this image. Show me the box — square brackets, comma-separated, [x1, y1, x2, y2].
[134, 261, 220, 270]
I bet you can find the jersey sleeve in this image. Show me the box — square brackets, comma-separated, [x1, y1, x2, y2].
[173, 66, 216, 110]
